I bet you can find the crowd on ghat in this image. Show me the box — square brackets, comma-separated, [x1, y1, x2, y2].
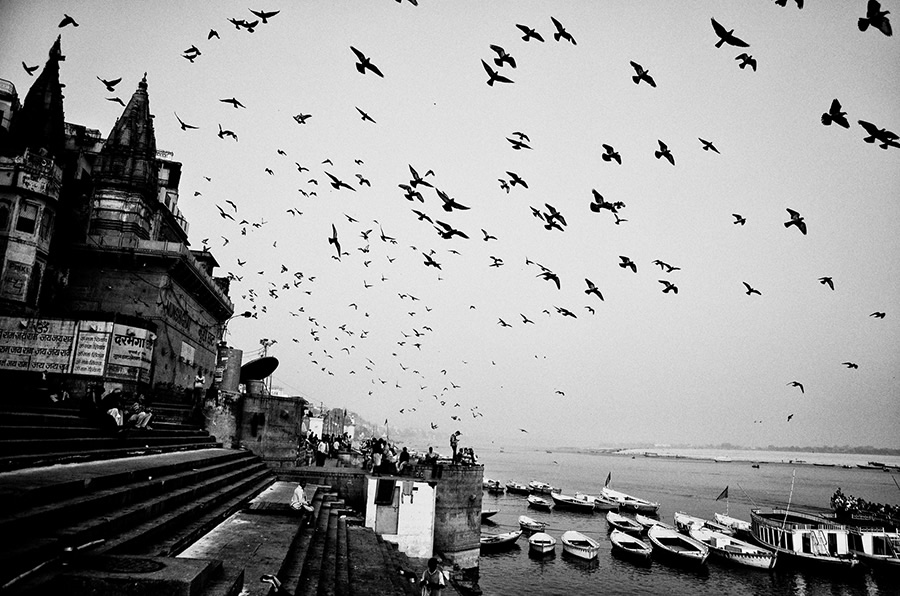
[831, 487, 899, 520]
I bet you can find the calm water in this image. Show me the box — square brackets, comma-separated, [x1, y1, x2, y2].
[475, 447, 900, 596]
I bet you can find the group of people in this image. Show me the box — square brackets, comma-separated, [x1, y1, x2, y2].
[831, 487, 898, 521]
[363, 437, 413, 475]
[84, 384, 153, 432]
[303, 432, 353, 466]
[449, 431, 477, 465]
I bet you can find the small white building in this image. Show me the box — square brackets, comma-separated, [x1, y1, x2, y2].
[364, 476, 436, 559]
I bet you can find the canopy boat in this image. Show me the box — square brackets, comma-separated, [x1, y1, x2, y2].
[714, 512, 752, 539]
[576, 492, 618, 511]
[527, 495, 553, 511]
[505, 481, 530, 495]
[528, 480, 558, 494]
[484, 479, 504, 494]
[606, 511, 644, 536]
[689, 526, 777, 569]
[528, 532, 557, 555]
[673, 512, 735, 536]
[519, 515, 548, 532]
[481, 509, 499, 522]
[750, 508, 858, 569]
[849, 528, 900, 573]
[647, 524, 709, 566]
[601, 487, 660, 514]
[551, 492, 595, 513]
[561, 530, 600, 560]
[609, 529, 653, 563]
[480, 529, 522, 551]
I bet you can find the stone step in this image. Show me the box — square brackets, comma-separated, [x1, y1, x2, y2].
[335, 515, 349, 596]
[0, 432, 216, 456]
[0, 440, 225, 472]
[273, 488, 331, 596]
[317, 509, 340, 596]
[0, 424, 206, 439]
[296, 496, 339, 596]
[346, 526, 405, 596]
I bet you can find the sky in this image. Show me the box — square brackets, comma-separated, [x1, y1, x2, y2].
[2, 1, 898, 449]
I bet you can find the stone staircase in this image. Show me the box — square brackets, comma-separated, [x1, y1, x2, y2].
[0, 399, 220, 471]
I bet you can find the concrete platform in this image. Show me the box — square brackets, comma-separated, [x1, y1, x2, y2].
[51, 555, 222, 596]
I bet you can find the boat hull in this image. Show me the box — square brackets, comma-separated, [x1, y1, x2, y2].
[551, 493, 595, 513]
[480, 530, 522, 552]
[527, 496, 553, 511]
[528, 532, 557, 555]
[750, 509, 860, 570]
[609, 529, 652, 564]
[561, 531, 600, 560]
[689, 527, 777, 570]
[648, 525, 709, 567]
[607, 512, 644, 536]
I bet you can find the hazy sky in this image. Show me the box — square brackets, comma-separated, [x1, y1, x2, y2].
[3, 1, 898, 449]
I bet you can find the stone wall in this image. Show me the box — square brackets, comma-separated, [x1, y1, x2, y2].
[416, 463, 483, 569]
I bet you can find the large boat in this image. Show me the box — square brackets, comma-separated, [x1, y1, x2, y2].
[673, 511, 735, 536]
[561, 530, 600, 560]
[601, 486, 660, 514]
[606, 511, 644, 536]
[505, 481, 530, 495]
[750, 508, 859, 569]
[551, 492, 595, 513]
[528, 532, 557, 555]
[528, 480, 558, 494]
[647, 524, 709, 567]
[480, 529, 522, 551]
[527, 495, 553, 512]
[849, 528, 900, 573]
[576, 492, 619, 511]
[689, 526, 777, 569]
[519, 515, 548, 533]
[609, 529, 653, 564]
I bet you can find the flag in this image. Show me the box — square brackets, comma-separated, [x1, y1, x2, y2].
[716, 486, 729, 501]
[384, 419, 388, 426]
[604, 472, 611, 487]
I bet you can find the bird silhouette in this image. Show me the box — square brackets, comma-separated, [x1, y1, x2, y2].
[515, 23, 544, 42]
[818, 276, 834, 290]
[870, 311, 886, 319]
[584, 278, 604, 300]
[711, 18, 750, 48]
[437, 188, 470, 212]
[506, 171, 528, 188]
[629, 61, 656, 87]
[858, 0, 892, 37]
[550, 16, 576, 44]
[787, 414, 794, 422]
[482, 229, 497, 241]
[784, 209, 807, 235]
[350, 46, 384, 77]
[328, 224, 341, 260]
[653, 260, 680, 273]
[659, 280, 678, 294]
[555, 306, 577, 318]
[490, 45, 516, 68]
[699, 138, 720, 153]
[97, 76, 122, 92]
[601, 144, 622, 164]
[787, 381, 804, 393]
[58, 14, 79, 28]
[174, 112, 198, 130]
[217, 124, 238, 141]
[521, 314, 534, 324]
[743, 282, 762, 296]
[356, 107, 376, 123]
[507, 137, 531, 150]
[434, 220, 469, 240]
[249, 9, 280, 23]
[775, 0, 804, 7]
[842, 362, 859, 369]
[22, 62, 39, 76]
[821, 99, 850, 128]
[858, 120, 900, 149]
[732, 214, 746, 225]
[293, 113, 312, 125]
[654, 140, 675, 165]
[325, 172, 356, 191]
[220, 97, 245, 109]
[409, 165, 434, 188]
[735, 53, 757, 71]
[481, 60, 514, 86]
[537, 270, 561, 290]
[619, 256, 637, 273]
[216, 205, 235, 220]
[208, 29, 220, 40]
[498, 318, 512, 327]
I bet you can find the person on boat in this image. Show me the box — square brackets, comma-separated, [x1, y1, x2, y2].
[419, 557, 446, 595]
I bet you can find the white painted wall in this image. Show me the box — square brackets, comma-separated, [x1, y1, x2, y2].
[364, 477, 435, 559]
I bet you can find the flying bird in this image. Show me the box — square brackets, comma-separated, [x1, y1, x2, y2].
[818, 276, 834, 290]
[106, 97, 125, 107]
[217, 124, 238, 141]
[743, 282, 762, 296]
[584, 278, 604, 300]
[350, 46, 384, 77]
[216, 205, 235, 220]
[434, 220, 469, 240]
[601, 144, 622, 164]
[22, 62, 39, 76]
[858, 0, 892, 37]
[654, 140, 675, 165]
[174, 112, 198, 130]
[787, 381, 804, 393]
[653, 260, 680, 273]
[515, 23, 544, 42]
[550, 16, 576, 44]
[324, 172, 356, 191]
[506, 171, 528, 188]
[490, 45, 516, 68]
[775, 0, 804, 7]
[481, 60, 514, 86]
[732, 214, 746, 225]
[699, 138, 720, 153]
[735, 53, 757, 71]
[482, 229, 497, 241]
[619, 256, 637, 273]
[220, 97, 246, 109]
[821, 99, 850, 128]
[784, 208, 807, 235]
[857, 120, 900, 149]
[711, 18, 750, 48]
[293, 113, 312, 125]
[437, 188, 470, 212]
[506, 137, 531, 150]
[787, 414, 794, 422]
[58, 14, 79, 28]
[328, 224, 341, 260]
[249, 9, 280, 23]
[97, 76, 122, 92]
[408, 165, 434, 188]
[870, 311, 885, 318]
[356, 107, 376, 123]
[659, 280, 678, 294]
[537, 270, 561, 290]
[842, 362, 859, 369]
[208, 29, 220, 40]
[498, 318, 512, 328]
[629, 61, 656, 87]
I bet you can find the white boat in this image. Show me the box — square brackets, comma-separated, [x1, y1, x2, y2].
[519, 515, 548, 532]
[849, 528, 900, 573]
[714, 512, 752, 538]
[609, 529, 653, 563]
[647, 524, 709, 566]
[635, 513, 672, 531]
[480, 529, 522, 551]
[551, 492, 595, 513]
[481, 509, 499, 521]
[505, 481, 530, 495]
[750, 509, 859, 569]
[673, 511, 735, 536]
[606, 511, 644, 536]
[527, 495, 553, 511]
[689, 526, 777, 569]
[601, 486, 660, 514]
[561, 530, 600, 560]
[528, 480, 558, 494]
[528, 532, 557, 555]
[576, 492, 618, 511]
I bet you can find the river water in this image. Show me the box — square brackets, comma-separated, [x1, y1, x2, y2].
[475, 447, 900, 596]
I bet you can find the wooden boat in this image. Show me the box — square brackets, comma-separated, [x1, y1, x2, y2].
[714, 512, 752, 539]
[606, 511, 644, 536]
[609, 529, 653, 563]
[647, 524, 709, 566]
[750, 508, 859, 569]
[674, 512, 735, 536]
[483, 478, 498, 489]
[527, 495, 553, 511]
[528, 531, 557, 555]
[480, 529, 522, 551]
[576, 492, 618, 511]
[481, 509, 499, 522]
[505, 481, 530, 495]
[601, 487, 660, 514]
[561, 530, 600, 560]
[849, 528, 900, 573]
[689, 526, 777, 569]
[528, 480, 558, 494]
[635, 513, 672, 532]
[484, 479, 504, 494]
[551, 492, 595, 513]
[519, 515, 548, 532]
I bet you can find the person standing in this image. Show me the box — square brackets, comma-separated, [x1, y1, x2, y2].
[419, 557, 446, 596]
[449, 431, 459, 464]
[316, 438, 328, 467]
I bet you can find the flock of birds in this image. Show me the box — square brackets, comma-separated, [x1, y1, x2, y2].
[25, 2, 896, 440]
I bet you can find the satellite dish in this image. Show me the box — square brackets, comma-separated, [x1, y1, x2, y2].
[240, 356, 278, 383]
